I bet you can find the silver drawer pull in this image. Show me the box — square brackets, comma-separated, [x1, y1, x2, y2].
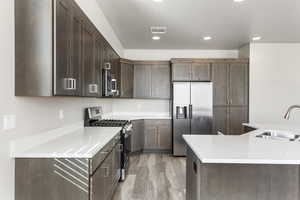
[63, 78, 76, 90]
[100, 151, 109, 154]
[89, 84, 98, 93]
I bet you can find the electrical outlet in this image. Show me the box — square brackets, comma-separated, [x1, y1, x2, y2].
[3, 115, 16, 131]
[59, 110, 64, 120]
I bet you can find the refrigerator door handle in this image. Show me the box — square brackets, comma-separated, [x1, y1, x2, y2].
[189, 104, 193, 119]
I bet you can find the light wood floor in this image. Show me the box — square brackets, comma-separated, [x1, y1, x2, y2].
[112, 153, 186, 200]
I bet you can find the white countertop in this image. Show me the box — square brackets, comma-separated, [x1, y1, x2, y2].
[13, 127, 122, 158]
[183, 131, 300, 165]
[243, 122, 300, 132]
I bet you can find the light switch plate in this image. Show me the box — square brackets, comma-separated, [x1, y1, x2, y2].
[59, 110, 64, 120]
[3, 115, 16, 131]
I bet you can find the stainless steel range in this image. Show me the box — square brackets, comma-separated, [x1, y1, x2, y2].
[84, 107, 132, 181]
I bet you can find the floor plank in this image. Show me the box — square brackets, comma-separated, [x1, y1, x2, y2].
[112, 154, 186, 200]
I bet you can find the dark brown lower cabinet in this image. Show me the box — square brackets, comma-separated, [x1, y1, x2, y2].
[143, 120, 172, 152]
[15, 135, 121, 200]
[131, 120, 144, 152]
[130, 119, 172, 153]
[213, 106, 248, 135]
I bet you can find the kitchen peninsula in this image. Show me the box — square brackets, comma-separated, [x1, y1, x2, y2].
[184, 125, 300, 200]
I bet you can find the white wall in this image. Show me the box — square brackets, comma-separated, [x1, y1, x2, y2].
[0, 0, 122, 199]
[249, 43, 300, 124]
[112, 99, 170, 115]
[124, 49, 239, 60]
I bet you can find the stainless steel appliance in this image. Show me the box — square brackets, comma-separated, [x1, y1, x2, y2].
[103, 63, 119, 97]
[84, 107, 132, 181]
[173, 82, 213, 156]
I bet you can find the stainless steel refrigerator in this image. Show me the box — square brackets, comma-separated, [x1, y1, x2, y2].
[172, 82, 213, 156]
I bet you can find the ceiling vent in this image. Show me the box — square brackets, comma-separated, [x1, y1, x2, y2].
[151, 26, 167, 34]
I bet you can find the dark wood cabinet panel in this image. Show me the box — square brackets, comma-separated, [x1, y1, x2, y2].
[229, 63, 249, 106]
[134, 64, 152, 98]
[144, 126, 157, 150]
[55, 0, 73, 95]
[151, 64, 171, 99]
[143, 120, 172, 151]
[81, 23, 96, 97]
[191, 63, 211, 81]
[131, 120, 144, 152]
[228, 106, 248, 135]
[213, 106, 228, 135]
[212, 63, 229, 106]
[120, 62, 134, 98]
[70, 6, 83, 96]
[172, 63, 191, 81]
[157, 121, 172, 150]
[94, 36, 104, 97]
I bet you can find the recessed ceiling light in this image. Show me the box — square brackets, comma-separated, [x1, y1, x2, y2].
[203, 36, 212, 41]
[234, 0, 245, 2]
[152, 36, 160, 40]
[252, 36, 262, 41]
[153, 0, 163, 2]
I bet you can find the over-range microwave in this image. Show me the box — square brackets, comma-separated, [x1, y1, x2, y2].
[103, 63, 119, 97]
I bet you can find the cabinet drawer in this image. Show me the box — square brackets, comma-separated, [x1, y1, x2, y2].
[90, 133, 121, 174]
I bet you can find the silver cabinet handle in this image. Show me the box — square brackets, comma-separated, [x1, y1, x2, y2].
[104, 62, 111, 70]
[88, 84, 98, 94]
[63, 78, 76, 90]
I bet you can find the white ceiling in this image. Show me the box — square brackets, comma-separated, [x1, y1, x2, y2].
[96, 0, 300, 49]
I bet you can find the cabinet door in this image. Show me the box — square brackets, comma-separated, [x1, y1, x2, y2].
[70, 5, 82, 96]
[228, 106, 248, 135]
[134, 64, 152, 98]
[191, 63, 211, 81]
[82, 23, 96, 97]
[91, 153, 112, 200]
[120, 63, 134, 98]
[229, 63, 249, 106]
[144, 121, 158, 150]
[112, 141, 121, 184]
[213, 106, 228, 135]
[172, 63, 191, 81]
[157, 120, 172, 150]
[55, 0, 72, 95]
[151, 64, 171, 99]
[94, 36, 103, 97]
[212, 63, 229, 106]
[131, 120, 144, 152]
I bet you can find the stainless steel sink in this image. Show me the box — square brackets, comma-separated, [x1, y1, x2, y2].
[256, 131, 300, 141]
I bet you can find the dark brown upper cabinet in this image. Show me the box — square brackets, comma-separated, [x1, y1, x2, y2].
[212, 61, 249, 106]
[172, 63, 191, 81]
[134, 61, 171, 99]
[171, 60, 211, 82]
[119, 59, 134, 98]
[15, 0, 119, 97]
[229, 63, 249, 106]
[134, 64, 152, 98]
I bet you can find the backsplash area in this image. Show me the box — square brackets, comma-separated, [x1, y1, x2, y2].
[111, 99, 171, 116]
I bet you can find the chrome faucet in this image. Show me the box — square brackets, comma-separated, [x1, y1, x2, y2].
[284, 105, 300, 120]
